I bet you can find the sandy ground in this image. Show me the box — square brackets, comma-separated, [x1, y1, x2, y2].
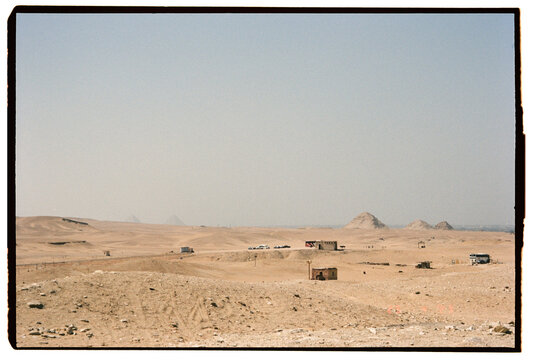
[14, 216, 517, 348]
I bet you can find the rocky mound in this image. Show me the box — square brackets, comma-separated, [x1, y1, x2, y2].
[404, 219, 433, 230]
[344, 212, 387, 229]
[434, 221, 453, 230]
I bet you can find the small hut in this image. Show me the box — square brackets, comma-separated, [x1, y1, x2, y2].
[311, 267, 337, 280]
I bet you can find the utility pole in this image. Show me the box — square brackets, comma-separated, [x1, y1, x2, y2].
[307, 260, 311, 280]
[254, 254, 257, 267]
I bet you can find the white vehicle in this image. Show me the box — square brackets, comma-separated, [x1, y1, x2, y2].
[256, 244, 270, 250]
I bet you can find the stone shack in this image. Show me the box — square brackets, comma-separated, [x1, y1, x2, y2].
[311, 267, 338, 280]
[315, 240, 338, 251]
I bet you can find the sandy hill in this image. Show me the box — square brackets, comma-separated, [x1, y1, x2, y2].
[16, 216, 97, 235]
[404, 219, 433, 230]
[165, 215, 185, 226]
[344, 212, 387, 229]
[435, 221, 454, 230]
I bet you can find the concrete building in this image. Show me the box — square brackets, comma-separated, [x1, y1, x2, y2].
[311, 267, 338, 280]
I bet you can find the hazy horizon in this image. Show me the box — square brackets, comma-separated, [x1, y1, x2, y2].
[15, 12, 516, 227]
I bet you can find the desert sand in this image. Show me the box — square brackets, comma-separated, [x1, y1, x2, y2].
[14, 215, 516, 348]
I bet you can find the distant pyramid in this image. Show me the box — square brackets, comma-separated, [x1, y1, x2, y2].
[126, 215, 140, 223]
[434, 221, 453, 230]
[165, 215, 185, 226]
[404, 219, 433, 230]
[344, 212, 388, 229]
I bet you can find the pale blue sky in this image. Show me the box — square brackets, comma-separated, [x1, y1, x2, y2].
[15, 13, 516, 226]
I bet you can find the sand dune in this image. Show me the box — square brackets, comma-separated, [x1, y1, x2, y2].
[15, 216, 515, 348]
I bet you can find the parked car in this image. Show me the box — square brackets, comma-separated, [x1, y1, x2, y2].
[256, 244, 270, 249]
[274, 245, 291, 249]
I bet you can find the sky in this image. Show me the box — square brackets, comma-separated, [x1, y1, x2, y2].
[15, 12, 516, 227]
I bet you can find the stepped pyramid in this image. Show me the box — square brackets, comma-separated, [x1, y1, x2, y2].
[165, 215, 185, 226]
[434, 221, 453, 230]
[405, 219, 433, 230]
[344, 212, 387, 229]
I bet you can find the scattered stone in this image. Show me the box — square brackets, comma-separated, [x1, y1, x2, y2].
[120, 319, 129, 323]
[49, 290, 56, 294]
[415, 291, 420, 294]
[28, 331, 41, 336]
[27, 301, 44, 309]
[81, 319, 90, 323]
[238, 301, 246, 307]
[210, 302, 218, 307]
[86, 333, 94, 338]
[171, 322, 179, 328]
[41, 334, 57, 338]
[292, 307, 298, 311]
[294, 294, 300, 298]
[149, 288, 155, 291]
[39, 293, 46, 296]
[80, 328, 90, 333]
[368, 328, 377, 334]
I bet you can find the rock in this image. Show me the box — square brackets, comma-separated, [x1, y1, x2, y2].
[80, 328, 90, 332]
[493, 325, 512, 334]
[28, 331, 41, 336]
[368, 328, 377, 334]
[81, 319, 90, 323]
[294, 294, 300, 298]
[42, 334, 57, 338]
[210, 302, 218, 307]
[120, 319, 129, 323]
[39, 293, 46, 296]
[49, 290, 56, 294]
[415, 291, 420, 294]
[27, 301, 44, 309]
[171, 322, 179, 328]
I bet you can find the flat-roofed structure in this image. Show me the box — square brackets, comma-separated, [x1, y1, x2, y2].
[311, 267, 337, 280]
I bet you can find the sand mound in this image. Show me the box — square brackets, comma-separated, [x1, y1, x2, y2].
[404, 219, 433, 230]
[434, 221, 454, 230]
[344, 212, 387, 229]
